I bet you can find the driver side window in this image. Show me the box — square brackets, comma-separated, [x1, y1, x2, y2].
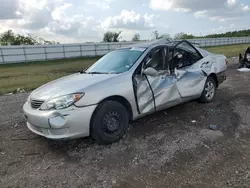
[144, 48, 165, 71]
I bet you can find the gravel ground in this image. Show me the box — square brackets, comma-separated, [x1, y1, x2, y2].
[1, 59, 250, 188]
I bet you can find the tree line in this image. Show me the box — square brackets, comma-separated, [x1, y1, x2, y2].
[1, 29, 249, 45]
[103, 29, 250, 42]
[0, 30, 58, 46]
[102, 30, 196, 42]
[199, 29, 250, 38]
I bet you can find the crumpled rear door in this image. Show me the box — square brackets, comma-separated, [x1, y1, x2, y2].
[146, 73, 180, 111]
[175, 68, 206, 98]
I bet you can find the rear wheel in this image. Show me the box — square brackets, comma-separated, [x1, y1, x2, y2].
[199, 77, 216, 103]
[91, 101, 129, 144]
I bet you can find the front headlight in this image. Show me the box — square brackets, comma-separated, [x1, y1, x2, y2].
[40, 93, 84, 110]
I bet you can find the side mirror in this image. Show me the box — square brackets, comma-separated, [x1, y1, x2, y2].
[143, 67, 158, 76]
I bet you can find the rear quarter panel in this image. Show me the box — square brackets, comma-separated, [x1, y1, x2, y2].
[210, 54, 227, 74]
[191, 54, 227, 75]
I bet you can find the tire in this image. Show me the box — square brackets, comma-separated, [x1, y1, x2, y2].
[91, 100, 129, 144]
[246, 62, 250, 69]
[238, 58, 246, 69]
[199, 77, 216, 103]
[238, 62, 245, 69]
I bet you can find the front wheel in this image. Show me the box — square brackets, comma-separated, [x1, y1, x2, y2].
[91, 101, 129, 144]
[199, 77, 216, 103]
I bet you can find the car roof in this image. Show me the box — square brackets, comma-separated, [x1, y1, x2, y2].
[117, 39, 207, 58]
[118, 39, 197, 50]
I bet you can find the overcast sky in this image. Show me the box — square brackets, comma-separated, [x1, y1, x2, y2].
[0, 0, 249, 43]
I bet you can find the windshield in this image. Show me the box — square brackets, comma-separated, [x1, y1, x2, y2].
[86, 48, 145, 74]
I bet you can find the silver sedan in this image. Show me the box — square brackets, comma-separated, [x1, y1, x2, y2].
[23, 40, 227, 144]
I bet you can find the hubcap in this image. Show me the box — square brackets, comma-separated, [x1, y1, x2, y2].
[103, 111, 121, 133]
[205, 81, 215, 100]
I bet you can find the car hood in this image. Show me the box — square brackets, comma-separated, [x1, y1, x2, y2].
[30, 73, 118, 101]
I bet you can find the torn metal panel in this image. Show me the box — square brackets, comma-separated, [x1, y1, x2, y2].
[190, 56, 212, 75]
[175, 69, 206, 98]
[146, 74, 181, 111]
[134, 73, 181, 114]
[134, 75, 155, 114]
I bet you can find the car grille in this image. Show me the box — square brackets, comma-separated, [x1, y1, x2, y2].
[31, 99, 44, 109]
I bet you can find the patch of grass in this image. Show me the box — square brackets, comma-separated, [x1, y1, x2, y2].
[204, 44, 249, 58]
[0, 57, 99, 95]
[0, 43, 249, 95]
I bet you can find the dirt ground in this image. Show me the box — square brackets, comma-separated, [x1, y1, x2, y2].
[1, 58, 250, 188]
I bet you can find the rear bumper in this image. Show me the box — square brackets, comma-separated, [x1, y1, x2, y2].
[23, 101, 97, 140]
[216, 71, 227, 85]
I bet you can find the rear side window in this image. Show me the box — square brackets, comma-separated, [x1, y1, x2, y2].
[176, 42, 202, 61]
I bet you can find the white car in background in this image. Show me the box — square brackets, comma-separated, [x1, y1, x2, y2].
[23, 40, 227, 144]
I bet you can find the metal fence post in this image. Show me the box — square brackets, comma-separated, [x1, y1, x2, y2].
[108, 43, 110, 52]
[80, 45, 83, 57]
[94, 44, 97, 56]
[63, 45, 66, 58]
[0, 47, 4, 64]
[44, 46, 48, 60]
[23, 46, 27, 63]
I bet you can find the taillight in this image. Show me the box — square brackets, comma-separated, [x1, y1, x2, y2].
[225, 59, 228, 65]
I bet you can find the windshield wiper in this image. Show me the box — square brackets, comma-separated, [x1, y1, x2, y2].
[87, 71, 106, 74]
[85, 71, 122, 74]
[78, 70, 86, 74]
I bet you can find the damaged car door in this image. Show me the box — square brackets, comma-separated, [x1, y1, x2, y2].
[133, 46, 181, 115]
[171, 41, 207, 98]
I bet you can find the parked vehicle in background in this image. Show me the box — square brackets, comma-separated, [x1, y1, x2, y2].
[238, 46, 250, 69]
[23, 39, 227, 144]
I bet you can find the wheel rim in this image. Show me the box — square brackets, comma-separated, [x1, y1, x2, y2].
[205, 81, 215, 100]
[103, 111, 121, 135]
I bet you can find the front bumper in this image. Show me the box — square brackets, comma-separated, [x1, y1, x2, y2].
[23, 102, 97, 140]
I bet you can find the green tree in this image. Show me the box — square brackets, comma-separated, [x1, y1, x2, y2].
[152, 30, 159, 39]
[12, 35, 37, 45]
[113, 31, 121, 42]
[0, 30, 15, 45]
[174, 32, 195, 39]
[158, 33, 171, 39]
[0, 30, 57, 45]
[153, 31, 172, 40]
[182, 34, 195, 39]
[202, 29, 250, 38]
[103, 31, 122, 42]
[174, 32, 185, 39]
[132, 33, 140, 41]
